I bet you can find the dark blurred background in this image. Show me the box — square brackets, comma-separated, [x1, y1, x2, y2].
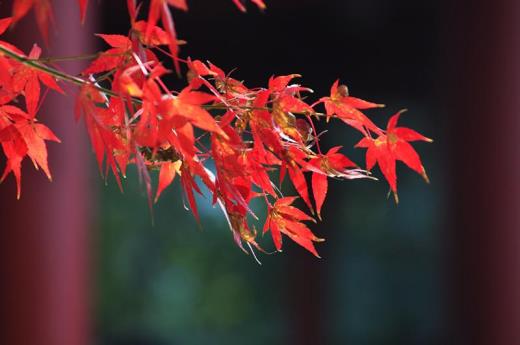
[2, 0, 520, 344]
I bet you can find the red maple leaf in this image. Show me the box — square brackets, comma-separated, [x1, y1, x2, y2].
[12, 0, 53, 44]
[75, 84, 128, 189]
[268, 75, 315, 142]
[0, 104, 28, 198]
[0, 104, 60, 198]
[232, 0, 266, 12]
[158, 86, 226, 137]
[83, 34, 132, 75]
[78, 0, 88, 23]
[0, 17, 12, 35]
[145, 0, 187, 74]
[11, 44, 63, 116]
[317, 80, 384, 135]
[278, 146, 315, 213]
[264, 196, 322, 257]
[132, 20, 172, 47]
[15, 120, 60, 180]
[177, 157, 216, 223]
[355, 110, 432, 202]
[308, 146, 357, 219]
[154, 160, 182, 202]
[0, 18, 26, 75]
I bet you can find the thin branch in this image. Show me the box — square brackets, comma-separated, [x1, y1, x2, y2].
[35, 52, 125, 63]
[0, 45, 329, 118]
[0, 45, 140, 103]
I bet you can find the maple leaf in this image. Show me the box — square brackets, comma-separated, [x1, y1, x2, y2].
[158, 122, 216, 223]
[159, 87, 227, 137]
[0, 17, 12, 35]
[132, 20, 172, 47]
[16, 120, 60, 180]
[232, 0, 266, 12]
[0, 104, 60, 198]
[116, 64, 146, 98]
[12, 0, 53, 44]
[83, 34, 132, 75]
[264, 196, 322, 257]
[0, 135, 27, 199]
[308, 146, 357, 219]
[0, 104, 28, 198]
[268, 74, 301, 93]
[267, 74, 315, 142]
[11, 44, 63, 116]
[240, 148, 277, 197]
[126, 0, 137, 23]
[272, 98, 314, 142]
[220, 200, 265, 261]
[317, 80, 384, 135]
[154, 160, 182, 202]
[75, 84, 128, 189]
[210, 125, 266, 221]
[167, 0, 189, 11]
[78, 0, 88, 23]
[0, 18, 26, 71]
[11, 0, 34, 24]
[145, 0, 187, 74]
[187, 59, 225, 82]
[178, 161, 207, 223]
[248, 90, 284, 152]
[189, 60, 250, 100]
[278, 146, 315, 213]
[355, 110, 432, 202]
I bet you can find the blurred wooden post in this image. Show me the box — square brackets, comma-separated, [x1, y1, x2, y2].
[446, 0, 520, 343]
[0, 1, 94, 345]
[286, 250, 325, 345]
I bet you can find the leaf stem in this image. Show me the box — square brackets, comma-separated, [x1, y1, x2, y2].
[35, 52, 125, 63]
[0, 45, 137, 102]
[0, 45, 328, 117]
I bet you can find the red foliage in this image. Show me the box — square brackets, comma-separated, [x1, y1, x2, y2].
[356, 110, 432, 202]
[0, 1, 432, 258]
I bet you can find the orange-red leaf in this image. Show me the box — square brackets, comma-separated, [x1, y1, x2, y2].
[264, 197, 321, 257]
[311, 172, 327, 219]
[287, 164, 313, 213]
[78, 0, 88, 23]
[356, 110, 432, 201]
[96, 34, 132, 49]
[12, 0, 53, 43]
[12, 0, 34, 24]
[155, 160, 181, 202]
[133, 20, 171, 46]
[16, 121, 60, 180]
[0, 17, 12, 35]
[319, 80, 383, 135]
[232, 0, 266, 12]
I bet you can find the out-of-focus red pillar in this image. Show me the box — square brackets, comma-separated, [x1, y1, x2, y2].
[0, 2, 94, 345]
[446, 0, 520, 343]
